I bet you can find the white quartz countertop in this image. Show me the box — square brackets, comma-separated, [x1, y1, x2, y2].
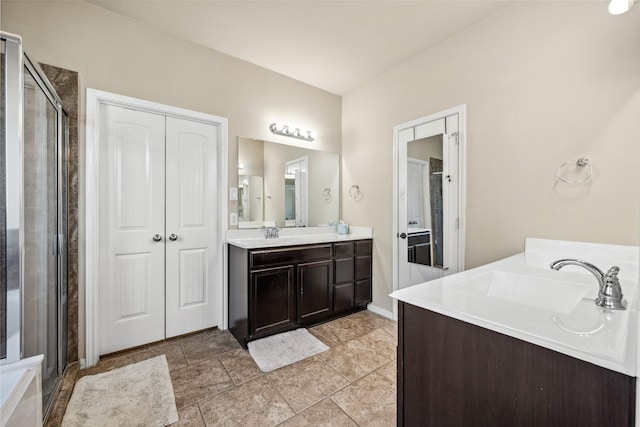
[226, 226, 373, 249]
[391, 238, 640, 376]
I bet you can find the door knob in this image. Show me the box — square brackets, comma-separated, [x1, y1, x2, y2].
[398, 232, 407, 239]
[169, 234, 178, 241]
[152, 234, 163, 242]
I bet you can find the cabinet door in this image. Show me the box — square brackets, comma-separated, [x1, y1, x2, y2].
[250, 266, 295, 336]
[298, 260, 333, 323]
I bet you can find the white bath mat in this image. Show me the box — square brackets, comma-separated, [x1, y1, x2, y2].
[248, 328, 329, 372]
[61, 355, 178, 427]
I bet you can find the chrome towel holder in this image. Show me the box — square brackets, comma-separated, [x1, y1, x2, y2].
[557, 157, 592, 184]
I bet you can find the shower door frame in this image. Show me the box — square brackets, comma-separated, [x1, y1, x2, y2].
[1, 31, 69, 419]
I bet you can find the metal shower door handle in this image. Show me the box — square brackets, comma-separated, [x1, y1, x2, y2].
[152, 234, 163, 242]
[169, 234, 178, 241]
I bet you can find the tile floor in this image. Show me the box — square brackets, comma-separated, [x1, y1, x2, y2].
[48, 310, 398, 426]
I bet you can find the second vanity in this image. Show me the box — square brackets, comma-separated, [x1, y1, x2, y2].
[227, 227, 373, 347]
[391, 238, 640, 426]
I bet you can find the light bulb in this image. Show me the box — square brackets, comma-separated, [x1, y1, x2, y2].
[271, 123, 284, 132]
[308, 130, 318, 140]
[609, 0, 631, 14]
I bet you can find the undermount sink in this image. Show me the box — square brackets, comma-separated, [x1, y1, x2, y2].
[453, 271, 591, 314]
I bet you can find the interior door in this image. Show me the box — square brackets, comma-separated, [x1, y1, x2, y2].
[165, 117, 219, 337]
[99, 105, 166, 354]
[397, 115, 460, 290]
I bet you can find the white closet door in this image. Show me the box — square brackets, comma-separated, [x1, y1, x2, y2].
[165, 117, 218, 337]
[99, 105, 166, 354]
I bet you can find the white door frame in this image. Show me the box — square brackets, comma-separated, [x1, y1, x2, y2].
[85, 89, 228, 367]
[392, 105, 466, 319]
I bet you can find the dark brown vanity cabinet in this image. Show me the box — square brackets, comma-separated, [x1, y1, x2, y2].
[397, 302, 636, 427]
[228, 239, 373, 347]
[249, 266, 295, 336]
[297, 260, 333, 323]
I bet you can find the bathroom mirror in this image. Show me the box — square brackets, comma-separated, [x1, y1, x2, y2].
[407, 135, 444, 267]
[238, 137, 339, 228]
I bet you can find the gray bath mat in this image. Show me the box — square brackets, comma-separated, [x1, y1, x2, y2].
[248, 328, 329, 372]
[61, 355, 178, 427]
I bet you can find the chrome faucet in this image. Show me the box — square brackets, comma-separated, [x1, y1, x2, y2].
[550, 259, 627, 310]
[262, 226, 280, 239]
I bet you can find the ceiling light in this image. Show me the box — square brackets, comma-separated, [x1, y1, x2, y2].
[609, 0, 634, 14]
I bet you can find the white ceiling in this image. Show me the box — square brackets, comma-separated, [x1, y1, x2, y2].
[89, 1, 511, 95]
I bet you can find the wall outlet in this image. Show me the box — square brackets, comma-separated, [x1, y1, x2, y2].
[230, 212, 238, 226]
[229, 187, 238, 201]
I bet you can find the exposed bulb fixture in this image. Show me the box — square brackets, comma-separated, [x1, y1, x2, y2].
[609, 0, 634, 14]
[269, 123, 317, 141]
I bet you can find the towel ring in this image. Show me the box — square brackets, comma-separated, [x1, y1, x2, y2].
[322, 188, 332, 202]
[349, 185, 362, 200]
[557, 158, 592, 184]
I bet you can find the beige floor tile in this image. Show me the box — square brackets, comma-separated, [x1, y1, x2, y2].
[320, 329, 395, 382]
[279, 398, 358, 427]
[266, 357, 350, 413]
[350, 310, 397, 332]
[181, 329, 242, 365]
[170, 358, 235, 408]
[310, 315, 371, 344]
[376, 360, 397, 383]
[112, 342, 188, 372]
[199, 376, 294, 426]
[218, 348, 263, 385]
[308, 327, 340, 347]
[170, 404, 206, 426]
[331, 372, 397, 427]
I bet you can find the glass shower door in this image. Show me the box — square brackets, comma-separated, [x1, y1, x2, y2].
[22, 62, 67, 411]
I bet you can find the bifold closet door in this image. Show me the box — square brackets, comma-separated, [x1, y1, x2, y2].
[99, 105, 166, 354]
[164, 117, 218, 338]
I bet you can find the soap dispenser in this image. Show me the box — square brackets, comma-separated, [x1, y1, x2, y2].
[337, 221, 349, 235]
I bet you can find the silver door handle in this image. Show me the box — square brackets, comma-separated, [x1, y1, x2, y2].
[169, 234, 178, 241]
[152, 234, 163, 242]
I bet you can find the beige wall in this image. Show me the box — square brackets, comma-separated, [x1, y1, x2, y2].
[2, 1, 341, 358]
[342, 3, 640, 312]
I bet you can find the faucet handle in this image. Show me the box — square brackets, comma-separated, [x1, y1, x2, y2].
[607, 266, 620, 277]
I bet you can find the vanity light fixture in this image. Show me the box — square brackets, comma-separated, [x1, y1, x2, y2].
[270, 122, 317, 141]
[609, 0, 635, 14]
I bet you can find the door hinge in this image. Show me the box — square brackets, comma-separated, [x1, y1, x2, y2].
[451, 132, 460, 145]
[456, 218, 461, 229]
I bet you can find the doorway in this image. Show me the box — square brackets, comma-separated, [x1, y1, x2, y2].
[392, 105, 466, 302]
[85, 90, 228, 366]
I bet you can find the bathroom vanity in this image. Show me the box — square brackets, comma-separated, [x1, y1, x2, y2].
[227, 229, 373, 347]
[392, 238, 639, 426]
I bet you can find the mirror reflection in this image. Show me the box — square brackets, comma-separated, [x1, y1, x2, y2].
[407, 135, 444, 267]
[238, 137, 339, 228]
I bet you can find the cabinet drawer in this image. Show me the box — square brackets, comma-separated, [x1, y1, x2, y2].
[355, 279, 372, 305]
[355, 254, 372, 280]
[408, 232, 430, 246]
[334, 257, 354, 284]
[355, 240, 372, 255]
[334, 282, 354, 312]
[334, 241, 354, 257]
[250, 244, 332, 269]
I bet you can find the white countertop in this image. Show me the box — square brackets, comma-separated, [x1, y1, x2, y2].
[226, 226, 373, 249]
[391, 238, 640, 376]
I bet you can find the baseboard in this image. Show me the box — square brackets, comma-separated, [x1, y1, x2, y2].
[366, 304, 394, 320]
[79, 358, 86, 369]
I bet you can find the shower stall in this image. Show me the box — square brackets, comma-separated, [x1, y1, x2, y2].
[1, 32, 69, 420]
